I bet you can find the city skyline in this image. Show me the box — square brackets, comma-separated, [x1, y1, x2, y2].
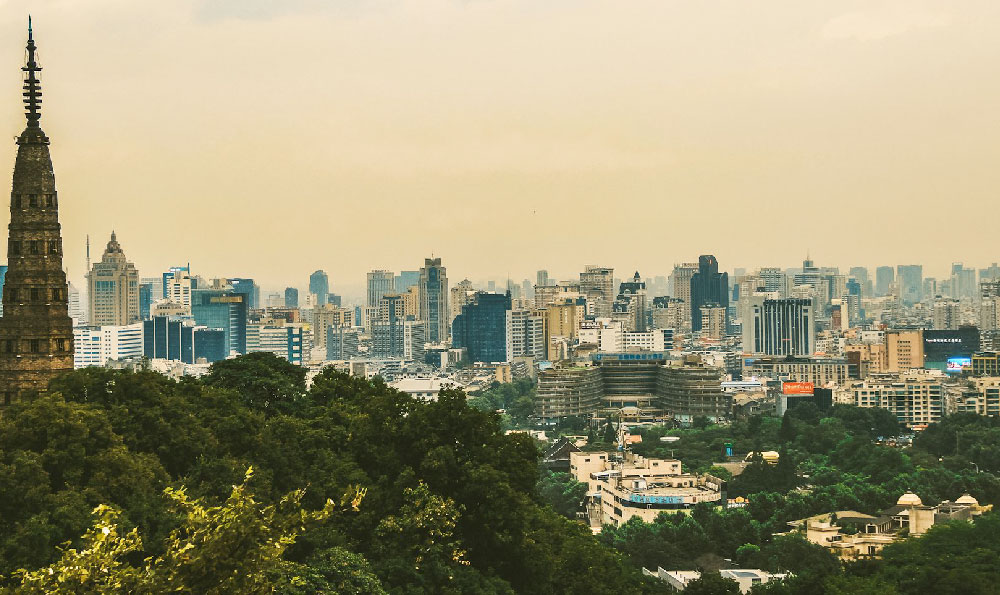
[2, 2, 1000, 287]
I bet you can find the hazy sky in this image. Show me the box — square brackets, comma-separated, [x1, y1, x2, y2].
[1, 0, 999, 295]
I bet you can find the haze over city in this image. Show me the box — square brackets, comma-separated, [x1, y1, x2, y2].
[1, 0, 999, 291]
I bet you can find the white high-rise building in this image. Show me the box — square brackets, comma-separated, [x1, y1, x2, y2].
[742, 297, 814, 356]
[73, 323, 143, 368]
[366, 270, 395, 309]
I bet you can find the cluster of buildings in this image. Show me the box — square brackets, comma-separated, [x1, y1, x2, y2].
[3, 26, 1000, 439]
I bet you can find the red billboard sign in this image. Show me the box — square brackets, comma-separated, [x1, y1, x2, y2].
[782, 382, 814, 395]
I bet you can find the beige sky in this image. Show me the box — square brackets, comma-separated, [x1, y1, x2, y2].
[1, 0, 998, 294]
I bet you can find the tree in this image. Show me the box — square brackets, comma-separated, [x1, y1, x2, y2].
[537, 471, 588, 518]
[203, 352, 307, 413]
[684, 571, 740, 595]
[13, 468, 363, 594]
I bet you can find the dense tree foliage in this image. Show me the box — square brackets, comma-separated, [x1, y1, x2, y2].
[2, 355, 659, 593]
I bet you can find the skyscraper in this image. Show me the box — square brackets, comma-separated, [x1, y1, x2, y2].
[451, 292, 513, 363]
[743, 297, 814, 356]
[230, 278, 260, 310]
[419, 257, 449, 343]
[191, 288, 248, 356]
[284, 287, 299, 308]
[690, 255, 728, 332]
[309, 270, 329, 306]
[87, 232, 140, 326]
[875, 266, 894, 297]
[0, 23, 74, 402]
[536, 270, 550, 287]
[367, 270, 395, 308]
[580, 265, 614, 318]
[897, 265, 923, 305]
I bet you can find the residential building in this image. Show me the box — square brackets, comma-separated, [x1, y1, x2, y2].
[246, 322, 304, 364]
[657, 357, 730, 424]
[850, 372, 944, 428]
[885, 329, 924, 372]
[511, 308, 546, 360]
[699, 305, 727, 340]
[614, 271, 648, 332]
[580, 265, 615, 318]
[933, 298, 961, 330]
[744, 356, 850, 386]
[326, 326, 361, 360]
[312, 304, 354, 356]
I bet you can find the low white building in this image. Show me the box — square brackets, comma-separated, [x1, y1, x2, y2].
[643, 568, 788, 593]
[390, 377, 464, 401]
[73, 323, 143, 368]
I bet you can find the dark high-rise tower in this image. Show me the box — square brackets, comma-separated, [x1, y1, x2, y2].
[690, 255, 728, 332]
[0, 20, 74, 403]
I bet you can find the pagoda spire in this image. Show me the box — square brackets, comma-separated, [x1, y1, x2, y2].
[22, 16, 42, 128]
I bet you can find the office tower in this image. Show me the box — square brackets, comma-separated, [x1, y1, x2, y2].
[690, 255, 729, 332]
[86, 232, 140, 327]
[536, 270, 550, 287]
[980, 263, 1000, 282]
[451, 292, 513, 363]
[875, 266, 894, 296]
[418, 257, 449, 343]
[164, 267, 193, 310]
[246, 322, 304, 364]
[311, 304, 353, 356]
[143, 316, 226, 364]
[284, 287, 299, 308]
[67, 282, 86, 324]
[511, 309, 546, 360]
[0, 26, 74, 402]
[949, 264, 977, 300]
[545, 298, 585, 360]
[0, 264, 6, 316]
[614, 271, 648, 332]
[141, 276, 163, 302]
[897, 265, 923, 305]
[367, 270, 395, 308]
[139, 283, 152, 320]
[450, 278, 474, 325]
[758, 267, 786, 296]
[848, 266, 871, 297]
[521, 278, 532, 301]
[73, 323, 143, 368]
[743, 297, 814, 356]
[191, 288, 248, 356]
[309, 270, 329, 306]
[395, 270, 420, 291]
[923, 278, 938, 300]
[371, 293, 423, 360]
[230, 278, 260, 311]
[580, 265, 614, 318]
[162, 265, 190, 299]
[670, 262, 699, 305]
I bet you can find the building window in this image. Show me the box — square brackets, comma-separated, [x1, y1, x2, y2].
[51, 288, 61, 301]
[49, 240, 59, 254]
[8, 241, 19, 256]
[29, 339, 40, 353]
[6, 288, 17, 302]
[44, 194, 54, 207]
[4, 340, 14, 353]
[30, 288, 40, 301]
[29, 240, 40, 255]
[11, 194, 20, 208]
[28, 194, 37, 207]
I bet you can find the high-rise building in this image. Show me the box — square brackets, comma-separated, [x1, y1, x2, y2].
[86, 232, 140, 327]
[327, 325, 361, 360]
[690, 255, 729, 332]
[758, 267, 786, 296]
[73, 323, 143, 368]
[311, 304, 353, 357]
[418, 257, 449, 343]
[246, 322, 304, 364]
[580, 265, 614, 318]
[849, 266, 871, 297]
[875, 266, 894, 297]
[932, 298, 961, 330]
[451, 292, 512, 363]
[949, 264, 977, 300]
[367, 270, 395, 308]
[395, 270, 420, 291]
[536, 270, 550, 287]
[0, 264, 6, 316]
[670, 262, 699, 309]
[164, 267, 193, 310]
[162, 265, 190, 299]
[511, 309, 546, 360]
[139, 283, 152, 320]
[450, 278, 474, 326]
[309, 270, 329, 306]
[615, 271, 648, 332]
[284, 287, 299, 308]
[742, 297, 814, 356]
[980, 263, 1000, 282]
[191, 288, 247, 356]
[897, 265, 923, 305]
[230, 278, 260, 311]
[0, 26, 74, 402]
[371, 294, 424, 361]
[143, 316, 226, 364]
